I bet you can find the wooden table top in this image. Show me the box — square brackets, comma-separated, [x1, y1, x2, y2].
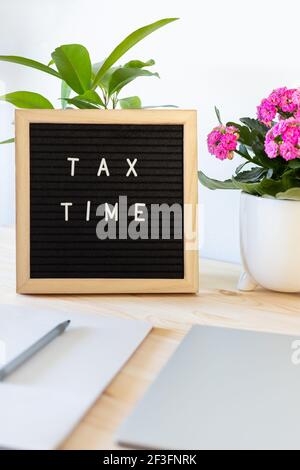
[1, 227, 300, 449]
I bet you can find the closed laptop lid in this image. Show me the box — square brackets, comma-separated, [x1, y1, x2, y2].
[116, 325, 300, 450]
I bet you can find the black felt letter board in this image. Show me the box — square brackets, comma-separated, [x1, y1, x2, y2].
[30, 123, 184, 279]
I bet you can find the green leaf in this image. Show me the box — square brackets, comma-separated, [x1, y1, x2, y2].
[251, 141, 282, 170]
[92, 59, 155, 93]
[66, 90, 105, 109]
[227, 121, 253, 147]
[124, 59, 155, 68]
[232, 172, 297, 197]
[0, 55, 61, 78]
[51, 44, 92, 94]
[119, 96, 142, 109]
[92, 61, 104, 78]
[79, 90, 105, 106]
[235, 161, 253, 174]
[238, 144, 252, 159]
[198, 171, 236, 190]
[231, 177, 283, 196]
[60, 80, 72, 109]
[65, 99, 98, 109]
[92, 18, 178, 88]
[0, 137, 14, 144]
[108, 67, 159, 96]
[234, 167, 267, 183]
[275, 188, 300, 200]
[0, 91, 53, 109]
[93, 63, 120, 92]
[288, 159, 300, 169]
[214, 106, 222, 125]
[240, 118, 268, 136]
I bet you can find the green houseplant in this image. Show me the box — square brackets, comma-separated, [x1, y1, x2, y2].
[0, 17, 178, 144]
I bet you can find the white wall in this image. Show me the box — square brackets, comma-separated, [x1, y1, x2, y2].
[0, 0, 300, 262]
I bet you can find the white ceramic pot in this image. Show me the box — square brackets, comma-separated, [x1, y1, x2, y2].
[238, 192, 300, 293]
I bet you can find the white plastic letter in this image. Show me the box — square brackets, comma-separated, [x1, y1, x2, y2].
[105, 203, 118, 221]
[86, 201, 91, 222]
[60, 202, 73, 222]
[67, 157, 79, 176]
[97, 158, 110, 177]
[134, 203, 146, 222]
[126, 158, 138, 177]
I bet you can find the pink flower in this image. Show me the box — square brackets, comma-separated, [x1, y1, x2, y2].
[292, 89, 300, 106]
[282, 125, 299, 145]
[214, 145, 229, 161]
[293, 90, 300, 119]
[207, 129, 222, 153]
[257, 99, 276, 127]
[280, 88, 298, 113]
[268, 87, 286, 105]
[207, 125, 239, 161]
[265, 141, 279, 158]
[222, 132, 238, 151]
[274, 119, 288, 137]
[279, 142, 299, 161]
[257, 87, 300, 125]
[265, 119, 300, 161]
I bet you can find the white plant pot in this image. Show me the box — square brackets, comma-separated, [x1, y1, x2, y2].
[238, 192, 300, 293]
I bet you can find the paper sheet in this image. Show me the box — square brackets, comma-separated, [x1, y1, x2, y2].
[0, 305, 151, 449]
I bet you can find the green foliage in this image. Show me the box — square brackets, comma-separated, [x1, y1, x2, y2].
[60, 80, 72, 109]
[65, 90, 105, 109]
[275, 188, 300, 200]
[0, 91, 53, 108]
[0, 55, 60, 78]
[92, 18, 178, 88]
[200, 168, 300, 199]
[124, 59, 155, 68]
[0, 138, 14, 145]
[108, 67, 159, 96]
[0, 18, 178, 143]
[51, 44, 92, 94]
[214, 106, 222, 125]
[119, 96, 142, 109]
[239, 117, 269, 135]
[198, 171, 236, 190]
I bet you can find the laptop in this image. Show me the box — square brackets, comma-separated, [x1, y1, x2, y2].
[116, 325, 300, 450]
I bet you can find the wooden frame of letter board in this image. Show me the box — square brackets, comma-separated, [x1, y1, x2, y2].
[16, 109, 198, 294]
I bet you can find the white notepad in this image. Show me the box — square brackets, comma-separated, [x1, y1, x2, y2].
[0, 304, 151, 450]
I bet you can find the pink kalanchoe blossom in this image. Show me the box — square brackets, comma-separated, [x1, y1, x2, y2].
[280, 88, 298, 113]
[268, 87, 286, 106]
[207, 129, 223, 154]
[264, 118, 300, 161]
[280, 142, 298, 161]
[292, 89, 300, 119]
[207, 125, 239, 161]
[257, 87, 299, 126]
[257, 99, 276, 127]
[265, 141, 279, 159]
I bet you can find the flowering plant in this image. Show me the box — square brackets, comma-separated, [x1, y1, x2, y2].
[199, 87, 300, 200]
